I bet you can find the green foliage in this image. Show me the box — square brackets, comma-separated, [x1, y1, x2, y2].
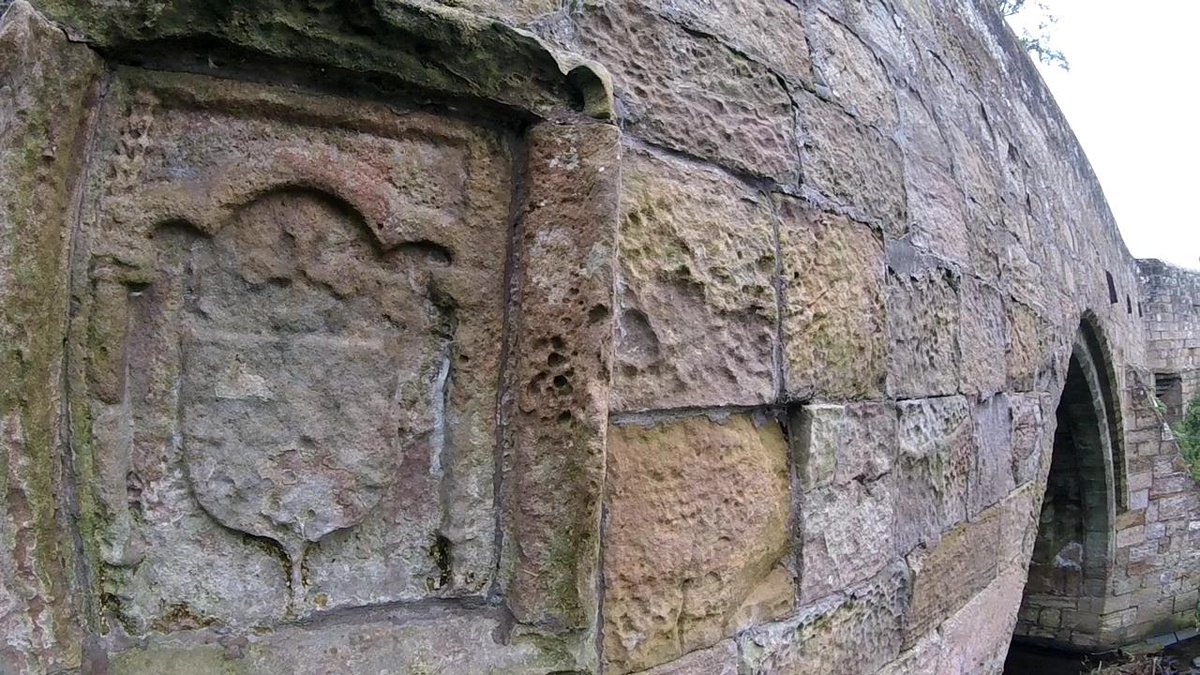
[1174, 393, 1200, 481]
[997, 0, 1070, 71]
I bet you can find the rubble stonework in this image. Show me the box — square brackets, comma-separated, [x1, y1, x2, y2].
[0, 0, 1198, 673]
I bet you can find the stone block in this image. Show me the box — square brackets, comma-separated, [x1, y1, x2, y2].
[797, 479, 897, 603]
[905, 155, 969, 265]
[603, 413, 793, 673]
[0, 3, 102, 670]
[777, 199, 887, 400]
[506, 120, 620, 629]
[790, 404, 844, 491]
[613, 148, 777, 411]
[935, 570, 1027, 674]
[886, 262, 961, 399]
[968, 394, 1015, 516]
[69, 71, 513, 631]
[645, 0, 813, 85]
[741, 563, 911, 674]
[892, 396, 973, 553]
[807, 8, 897, 131]
[958, 275, 1007, 397]
[904, 507, 1002, 646]
[839, 402, 899, 485]
[1004, 297, 1051, 391]
[576, 0, 798, 181]
[1009, 392, 1045, 485]
[637, 640, 739, 675]
[108, 605, 579, 674]
[797, 88, 906, 234]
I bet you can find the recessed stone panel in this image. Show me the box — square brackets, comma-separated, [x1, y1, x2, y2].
[70, 71, 512, 632]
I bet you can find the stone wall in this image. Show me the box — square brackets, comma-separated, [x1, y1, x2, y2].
[1139, 259, 1200, 423]
[0, 0, 1198, 673]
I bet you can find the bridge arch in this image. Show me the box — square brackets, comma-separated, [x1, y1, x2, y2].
[1012, 319, 1121, 650]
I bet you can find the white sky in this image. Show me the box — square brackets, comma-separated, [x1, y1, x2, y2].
[1008, 0, 1200, 270]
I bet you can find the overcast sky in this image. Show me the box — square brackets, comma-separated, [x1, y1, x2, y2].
[1008, 0, 1199, 270]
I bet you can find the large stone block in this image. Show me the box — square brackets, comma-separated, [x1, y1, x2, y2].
[778, 198, 887, 400]
[959, 274, 1007, 397]
[892, 396, 973, 554]
[807, 8, 898, 131]
[741, 563, 911, 674]
[969, 393, 1016, 516]
[69, 71, 512, 632]
[797, 88, 906, 235]
[0, 2, 102, 670]
[885, 255, 961, 399]
[904, 505, 1002, 646]
[613, 149, 777, 411]
[576, 0, 798, 181]
[505, 120, 620, 630]
[603, 413, 793, 673]
[644, 0, 814, 85]
[797, 479, 897, 603]
[107, 605, 580, 674]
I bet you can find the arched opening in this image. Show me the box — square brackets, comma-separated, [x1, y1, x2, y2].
[1006, 327, 1119, 670]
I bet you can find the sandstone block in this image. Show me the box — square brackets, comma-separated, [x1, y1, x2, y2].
[904, 506, 1002, 646]
[613, 149, 777, 410]
[778, 199, 887, 400]
[969, 393, 1016, 516]
[108, 606, 579, 674]
[797, 479, 897, 603]
[506, 120, 620, 629]
[69, 72, 513, 631]
[603, 413, 793, 673]
[807, 8, 898, 131]
[577, 0, 798, 181]
[0, 2, 102, 670]
[797, 88, 906, 235]
[645, 0, 813, 85]
[886, 262, 962, 398]
[741, 563, 911, 674]
[892, 396, 972, 554]
[958, 274, 1007, 396]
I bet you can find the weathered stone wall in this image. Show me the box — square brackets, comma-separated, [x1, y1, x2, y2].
[1139, 259, 1200, 422]
[0, 0, 1198, 673]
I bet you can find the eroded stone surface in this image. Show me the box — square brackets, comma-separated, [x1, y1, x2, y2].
[904, 503, 1003, 646]
[614, 149, 777, 411]
[603, 413, 793, 673]
[0, 2, 101, 670]
[797, 88, 906, 234]
[108, 605, 579, 674]
[797, 479, 896, 603]
[71, 71, 511, 631]
[741, 563, 911, 674]
[778, 198, 887, 400]
[506, 120, 620, 631]
[886, 260, 962, 399]
[892, 396, 973, 554]
[575, 0, 798, 181]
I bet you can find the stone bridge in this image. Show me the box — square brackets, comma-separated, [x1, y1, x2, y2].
[0, 0, 1197, 672]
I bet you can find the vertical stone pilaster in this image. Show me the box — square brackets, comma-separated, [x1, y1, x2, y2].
[0, 2, 103, 670]
[504, 118, 620, 638]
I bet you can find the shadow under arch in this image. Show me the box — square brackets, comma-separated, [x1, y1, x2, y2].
[1009, 319, 1121, 654]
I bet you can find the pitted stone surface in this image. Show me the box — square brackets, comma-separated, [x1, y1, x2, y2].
[740, 564, 911, 674]
[778, 198, 887, 400]
[603, 414, 792, 673]
[614, 149, 777, 411]
[574, 0, 798, 182]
